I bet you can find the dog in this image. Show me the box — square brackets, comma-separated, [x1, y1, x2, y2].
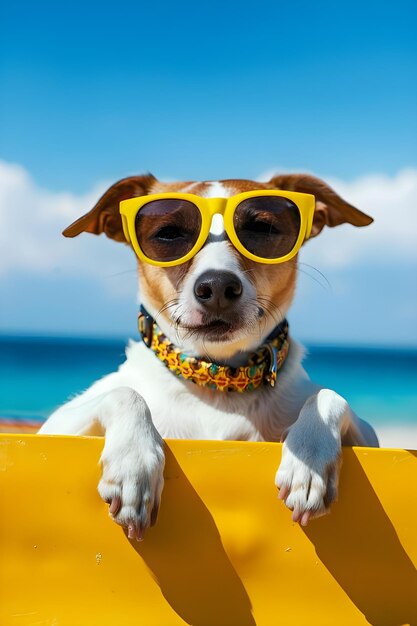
[39, 172, 379, 540]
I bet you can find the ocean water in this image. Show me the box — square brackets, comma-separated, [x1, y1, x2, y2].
[0, 335, 416, 428]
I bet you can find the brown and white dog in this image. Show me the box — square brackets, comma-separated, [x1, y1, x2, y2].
[39, 173, 378, 539]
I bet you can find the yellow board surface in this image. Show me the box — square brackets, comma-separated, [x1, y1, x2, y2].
[0, 434, 416, 626]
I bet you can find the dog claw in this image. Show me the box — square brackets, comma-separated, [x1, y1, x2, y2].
[278, 484, 290, 501]
[291, 508, 311, 525]
[109, 496, 121, 516]
[136, 527, 145, 542]
[300, 511, 311, 526]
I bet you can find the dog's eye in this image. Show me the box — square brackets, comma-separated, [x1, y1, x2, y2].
[233, 196, 300, 259]
[243, 219, 280, 236]
[153, 226, 186, 241]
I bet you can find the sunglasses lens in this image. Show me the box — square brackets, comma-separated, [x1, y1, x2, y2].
[233, 196, 301, 260]
[135, 199, 201, 263]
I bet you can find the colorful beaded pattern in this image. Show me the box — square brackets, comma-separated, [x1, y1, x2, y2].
[138, 311, 289, 392]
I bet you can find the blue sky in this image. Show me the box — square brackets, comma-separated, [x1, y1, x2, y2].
[1, 1, 416, 344]
[1, 1, 416, 189]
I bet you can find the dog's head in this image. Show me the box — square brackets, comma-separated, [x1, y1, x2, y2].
[64, 174, 372, 361]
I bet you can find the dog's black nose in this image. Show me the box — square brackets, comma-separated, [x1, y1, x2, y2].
[194, 271, 243, 311]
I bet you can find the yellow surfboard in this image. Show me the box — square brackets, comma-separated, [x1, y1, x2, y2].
[0, 434, 416, 625]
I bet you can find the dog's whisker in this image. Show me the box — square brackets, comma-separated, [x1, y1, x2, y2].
[287, 260, 332, 293]
[240, 267, 257, 286]
[105, 267, 138, 278]
[256, 296, 282, 325]
[157, 298, 181, 317]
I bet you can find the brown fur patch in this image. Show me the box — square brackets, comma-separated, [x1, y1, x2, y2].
[239, 252, 298, 324]
[221, 179, 274, 194]
[63, 174, 157, 241]
[138, 258, 195, 322]
[149, 180, 194, 193]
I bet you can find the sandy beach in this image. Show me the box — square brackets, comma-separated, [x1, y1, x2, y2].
[375, 425, 417, 450]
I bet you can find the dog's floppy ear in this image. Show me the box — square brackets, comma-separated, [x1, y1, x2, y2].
[268, 173, 373, 238]
[63, 174, 157, 242]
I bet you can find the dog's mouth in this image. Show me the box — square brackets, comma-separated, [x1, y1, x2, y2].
[175, 306, 266, 343]
[179, 317, 238, 341]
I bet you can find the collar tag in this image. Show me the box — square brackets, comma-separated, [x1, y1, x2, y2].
[139, 307, 154, 347]
[264, 344, 278, 387]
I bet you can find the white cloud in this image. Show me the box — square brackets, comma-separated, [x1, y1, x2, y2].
[0, 160, 136, 282]
[1, 161, 416, 282]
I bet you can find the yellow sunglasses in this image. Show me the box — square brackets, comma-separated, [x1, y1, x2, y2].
[120, 190, 315, 267]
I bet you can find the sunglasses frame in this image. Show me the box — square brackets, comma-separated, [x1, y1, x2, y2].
[120, 190, 315, 267]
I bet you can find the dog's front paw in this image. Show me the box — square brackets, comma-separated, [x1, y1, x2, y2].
[95, 388, 165, 540]
[275, 391, 345, 525]
[276, 440, 341, 526]
[98, 438, 165, 540]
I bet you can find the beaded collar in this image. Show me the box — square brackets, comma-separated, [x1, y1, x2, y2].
[138, 306, 289, 393]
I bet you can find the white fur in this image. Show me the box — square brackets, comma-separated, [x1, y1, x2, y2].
[209, 213, 224, 235]
[39, 180, 379, 536]
[204, 181, 229, 199]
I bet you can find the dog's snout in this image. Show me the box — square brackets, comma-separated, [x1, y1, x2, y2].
[194, 270, 243, 311]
